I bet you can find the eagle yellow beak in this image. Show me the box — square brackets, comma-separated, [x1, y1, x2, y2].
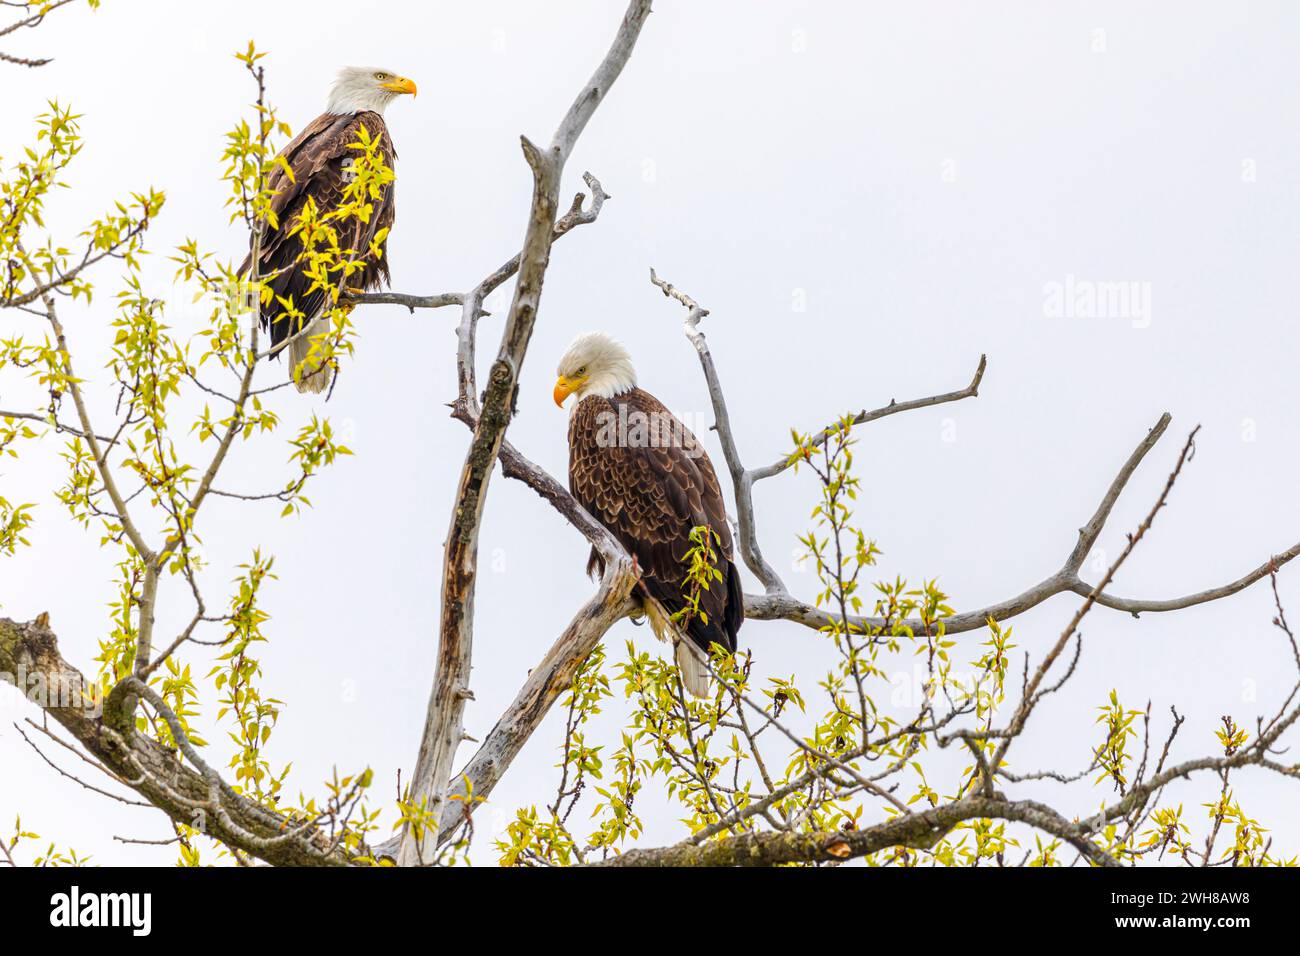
[553, 375, 584, 407]
[381, 76, 418, 96]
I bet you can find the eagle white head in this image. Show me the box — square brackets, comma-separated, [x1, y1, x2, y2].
[326, 66, 418, 115]
[554, 331, 638, 408]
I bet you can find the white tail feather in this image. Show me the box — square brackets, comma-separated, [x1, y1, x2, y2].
[289, 315, 332, 394]
[645, 597, 711, 698]
[675, 640, 711, 699]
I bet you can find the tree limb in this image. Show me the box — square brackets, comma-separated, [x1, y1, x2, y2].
[648, 271, 1300, 638]
[588, 795, 1118, 867]
[397, 0, 653, 866]
[0, 616, 362, 866]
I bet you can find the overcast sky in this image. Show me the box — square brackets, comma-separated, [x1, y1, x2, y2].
[4, 1, 1300, 865]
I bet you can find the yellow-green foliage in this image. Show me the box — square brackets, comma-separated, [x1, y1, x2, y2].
[1, 42, 390, 865]
[495, 415, 1294, 867]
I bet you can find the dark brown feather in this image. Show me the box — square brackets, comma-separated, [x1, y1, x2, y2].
[237, 110, 397, 351]
[568, 388, 744, 659]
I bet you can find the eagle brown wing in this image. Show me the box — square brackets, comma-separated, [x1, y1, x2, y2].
[569, 388, 744, 656]
[237, 110, 397, 351]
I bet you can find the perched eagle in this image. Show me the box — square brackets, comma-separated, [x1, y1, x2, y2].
[555, 332, 744, 697]
[239, 66, 416, 393]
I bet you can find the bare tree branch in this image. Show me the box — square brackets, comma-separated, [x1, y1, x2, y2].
[0, 0, 80, 68]
[588, 795, 1118, 867]
[647, 272, 1300, 639]
[343, 291, 463, 312]
[346, 174, 609, 323]
[0, 408, 117, 445]
[990, 427, 1200, 774]
[432, 561, 639, 842]
[397, 0, 653, 866]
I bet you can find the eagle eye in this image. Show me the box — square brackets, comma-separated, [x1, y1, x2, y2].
[576, 366, 587, 376]
[375, 72, 388, 80]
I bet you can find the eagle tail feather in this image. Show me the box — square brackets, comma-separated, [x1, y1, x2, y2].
[645, 596, 712, 699]
[675, 640, 711, 700]
[289, 315, 332, 395]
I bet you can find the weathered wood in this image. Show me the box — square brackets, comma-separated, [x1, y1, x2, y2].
[0, 617, 356, 866]
[589, 796, 1119, 867]
[397, 0, 654, 866]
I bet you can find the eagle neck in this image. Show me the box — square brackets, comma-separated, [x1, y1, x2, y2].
[325, 92, 393, 116]
[570, 386, 637, 420]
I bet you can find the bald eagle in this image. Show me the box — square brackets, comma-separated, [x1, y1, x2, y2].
[555, 332, 745, 697]
[239, 66, 416, 393]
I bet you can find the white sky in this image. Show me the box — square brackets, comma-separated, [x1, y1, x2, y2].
[3, 0, 1299, 865]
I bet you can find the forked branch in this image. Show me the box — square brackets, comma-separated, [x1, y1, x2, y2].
[647, 270, 1300, 638]
[396, 0, 653, 867]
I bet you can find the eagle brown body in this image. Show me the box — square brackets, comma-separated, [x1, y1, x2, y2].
[238, 110, 397, 392]
[568, 386, 745, 692]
